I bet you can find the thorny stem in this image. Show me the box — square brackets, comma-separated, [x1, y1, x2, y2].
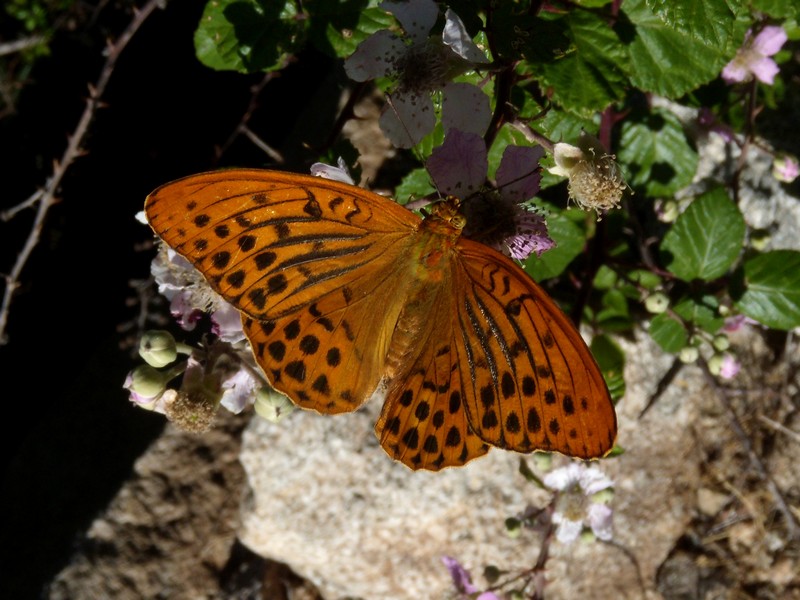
[697, 358, 799, 540]
[0, 0, 163, 345]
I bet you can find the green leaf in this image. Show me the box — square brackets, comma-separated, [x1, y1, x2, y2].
[593, 264, 618, 290]
[394, 168, 435, 207]
[733, 250, 800, 330]
[595, 289, 633, 332]
[628, 269, 663, 291]
[194, 0, 303, 73]
[660, 188, 745, 281]
[748, 0, 798, 18]
[536, 11, 630, 115]
[673, 295, 724, 333]
[618, 109, 698, 196]
[591, 334, 626, 402]
[524, 208, 587, 281]
[649, 312, 688, 353]
[624, 0, 741, 97]
[307, 3, 394, 58]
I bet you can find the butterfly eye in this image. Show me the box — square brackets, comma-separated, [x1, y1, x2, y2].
[451, 214, 467, 229]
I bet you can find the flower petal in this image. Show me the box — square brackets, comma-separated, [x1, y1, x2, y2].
[211, 303, 246, 344]
[496, 145, 544, 202]
[381, 0, 438, 43]
[442, 8, 490, 63]
[588, 503, 613, 541]
[506, 210, 553, 260]
[344, 30, 406, 81]
[220, 368, 259, 413]
[719, 354, 741, 380]
[379, 92, 436, 148]
[442, 82, 491, 137]
[579, 466, 613, 496]
[554, 516, 583, 543]
[543, 463, 582, 490]
[311, 159, 355, 185]
[427, 129, 487, 196]
[751, 26, 787, 57]
[441, 555, 479, 594]
[749, 56, 780, 84]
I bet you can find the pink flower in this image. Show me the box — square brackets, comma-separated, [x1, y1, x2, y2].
[773, 154, 799, 184]
[719, 354, 741, 380]
[722, 314, 759, 333]
[722, 26, 787, 85]
[427, 129, 554, 260]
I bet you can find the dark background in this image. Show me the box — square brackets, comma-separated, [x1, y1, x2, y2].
[0, 2, 340, 596]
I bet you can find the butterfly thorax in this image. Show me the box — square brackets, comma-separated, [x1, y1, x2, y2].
[382, 203, 462, 383]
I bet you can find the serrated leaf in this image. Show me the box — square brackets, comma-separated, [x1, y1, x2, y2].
[195, 0, 303, 73]
[524, 208, 587, 281]
[649, 312, 688, 353]
[591, 334, 626, 402]
[618, 109, 698, 196]
[536, 11, 629, 114]
[624, 0, 740, 97]
[660, 188, 745, 281]
[751, 0, 799, 18]
[733, 250, 800, 330]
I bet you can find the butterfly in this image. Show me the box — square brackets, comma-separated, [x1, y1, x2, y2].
[144, 169, 617, 470]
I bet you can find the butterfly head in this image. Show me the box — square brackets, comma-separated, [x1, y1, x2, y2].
[426, 196, 466, 231]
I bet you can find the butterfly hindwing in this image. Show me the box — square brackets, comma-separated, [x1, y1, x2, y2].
[454, 240, 617, 459]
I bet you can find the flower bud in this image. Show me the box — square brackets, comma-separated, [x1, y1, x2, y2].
[125, 364, 169, 399]
[656, 199, 680, 223]
[679, 346, 699, 363]
[707, 354, 724, 376]
[254, 388, 295, 423]
[645, 292, 669, 314]
[712, 335, 730, 352]
[139, 330, 178, 367]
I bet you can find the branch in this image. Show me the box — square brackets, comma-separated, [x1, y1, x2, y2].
[0, 0, 163, 344]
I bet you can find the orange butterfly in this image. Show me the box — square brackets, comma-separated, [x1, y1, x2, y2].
[145, 169, 617, 470]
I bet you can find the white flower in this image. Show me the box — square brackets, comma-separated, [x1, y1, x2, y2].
[544, 462, 614, 543]
[310, 158, 356, 184]
[344, 0, 491, 148]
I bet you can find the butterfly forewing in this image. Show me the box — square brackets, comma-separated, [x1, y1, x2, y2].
[145, 170, 418, 320]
